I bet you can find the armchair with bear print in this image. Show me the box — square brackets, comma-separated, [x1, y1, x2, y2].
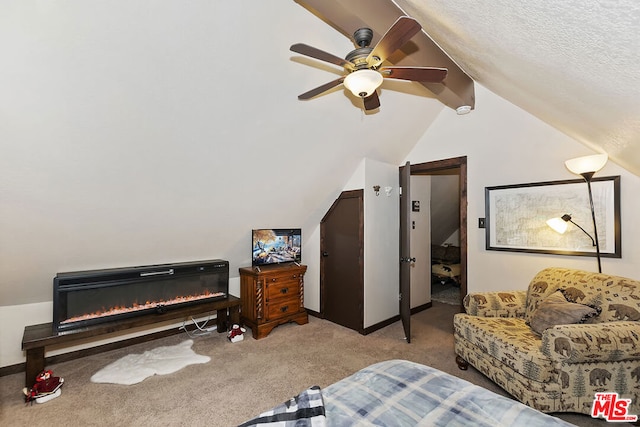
[454, 267, 640, 416]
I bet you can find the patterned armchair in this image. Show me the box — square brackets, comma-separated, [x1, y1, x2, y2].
[454, 267, 640, 416]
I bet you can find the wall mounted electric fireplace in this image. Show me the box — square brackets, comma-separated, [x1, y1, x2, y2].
[53, 259, 229, 334]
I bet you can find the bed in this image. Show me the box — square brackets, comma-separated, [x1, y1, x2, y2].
[431, 245, 461, 285]
[240, 359, 576, 426]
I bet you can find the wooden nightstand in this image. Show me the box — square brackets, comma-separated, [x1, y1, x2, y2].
[239, 264, 308, 339]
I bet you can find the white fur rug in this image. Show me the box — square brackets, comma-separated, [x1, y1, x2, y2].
[90, 339, 210, 385]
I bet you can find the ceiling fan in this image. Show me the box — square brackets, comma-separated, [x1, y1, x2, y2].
[290, 16, 448, 111]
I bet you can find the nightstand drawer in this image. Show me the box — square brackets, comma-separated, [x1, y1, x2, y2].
[266, 280, 299, 300]
[266, 296, 300, 320]
[262, 271, 302, 283]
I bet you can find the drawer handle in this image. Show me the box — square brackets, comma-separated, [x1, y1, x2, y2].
[280, 288, 288, 294]
[280, 306, 289, 313]
[292, 274, 297, 278]
[271, 278, 277, 282]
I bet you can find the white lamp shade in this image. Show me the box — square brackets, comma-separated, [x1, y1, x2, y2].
[343, 69, 383, 98]
[565, 154, 608, 175]
[547, 217, 569, 234]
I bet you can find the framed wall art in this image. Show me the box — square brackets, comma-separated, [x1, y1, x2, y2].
[485, 176, 620, 257]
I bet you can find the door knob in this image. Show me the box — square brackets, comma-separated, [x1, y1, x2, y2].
[322, 251, 329, 257]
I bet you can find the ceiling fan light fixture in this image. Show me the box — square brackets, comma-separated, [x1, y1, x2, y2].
[344, 69, 383, 98]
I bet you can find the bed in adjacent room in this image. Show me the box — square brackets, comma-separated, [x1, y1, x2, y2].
[431, 244, 461, 286]
[240, 359, 576, 426]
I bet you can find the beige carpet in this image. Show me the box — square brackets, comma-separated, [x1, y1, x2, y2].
[0, 302, 629, 426]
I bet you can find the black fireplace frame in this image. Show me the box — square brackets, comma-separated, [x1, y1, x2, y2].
[53, 259, 229, 334]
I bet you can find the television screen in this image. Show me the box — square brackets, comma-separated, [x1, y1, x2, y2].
[252, 229, 302, 266]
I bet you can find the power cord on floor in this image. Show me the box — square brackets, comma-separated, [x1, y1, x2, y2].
[179, 315, 217, 338]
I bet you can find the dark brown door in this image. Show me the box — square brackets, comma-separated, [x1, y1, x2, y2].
[320, 190, 364, 332]
[400, 162, 412, 343]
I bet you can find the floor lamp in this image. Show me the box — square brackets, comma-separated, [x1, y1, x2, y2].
[564, 153, 608, 273]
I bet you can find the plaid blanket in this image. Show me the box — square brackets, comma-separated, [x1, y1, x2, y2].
[239, 385, 326, 427]
[322, 360, 576, 427]
[242, 360, 576, 426]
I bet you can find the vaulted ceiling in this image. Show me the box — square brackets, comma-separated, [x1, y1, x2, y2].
[296, 0, 640, 175]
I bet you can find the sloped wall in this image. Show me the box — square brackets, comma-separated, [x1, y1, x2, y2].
[0, 1, 439, 367]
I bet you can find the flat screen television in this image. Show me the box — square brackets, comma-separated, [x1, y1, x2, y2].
[252, 228, 302, 266]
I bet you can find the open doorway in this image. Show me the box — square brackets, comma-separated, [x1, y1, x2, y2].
[410, 157, 467, 308]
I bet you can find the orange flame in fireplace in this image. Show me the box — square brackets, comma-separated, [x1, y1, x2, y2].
[60, 290, 226, 325]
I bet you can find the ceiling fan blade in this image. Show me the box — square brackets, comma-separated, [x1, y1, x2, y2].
[290, 43, 355, 71]
[379, 67, 447, 82]
[297, 76, 346, 100]
[363, 91, 380, 111]
[366, 16, 422, 67]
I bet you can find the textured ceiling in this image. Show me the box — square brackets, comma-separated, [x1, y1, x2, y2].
[298, 0, 640, 175]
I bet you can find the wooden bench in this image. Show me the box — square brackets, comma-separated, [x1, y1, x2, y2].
[22, 296, 241, 387]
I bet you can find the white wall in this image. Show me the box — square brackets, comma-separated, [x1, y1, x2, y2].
[406, 84, 640, 293]
[363, 158, 400, 328]
[343, 159, 366, 191]
[410, 175, 431, 308]
[0, 3, 433, 308]
[0, 302, 52, 369]
[302, 226, 321, 313]
[0, 0, 438, 369]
